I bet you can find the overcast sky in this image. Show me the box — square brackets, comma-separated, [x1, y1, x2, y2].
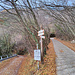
[0, 0, 75, 11]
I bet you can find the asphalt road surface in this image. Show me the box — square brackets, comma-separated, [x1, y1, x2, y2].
[52, 39, 75, 75]
[0, 55, 24, 75]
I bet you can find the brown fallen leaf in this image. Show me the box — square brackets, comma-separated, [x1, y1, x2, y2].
[59, 50, 64, 52]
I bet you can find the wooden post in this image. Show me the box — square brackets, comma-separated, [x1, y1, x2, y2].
[41, 37, 44, 64]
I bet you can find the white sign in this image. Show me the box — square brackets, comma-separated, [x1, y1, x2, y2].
[40, 36, 45, 39]
[34, 49, 41, 61]
[38, 30, 44, 36]
[38, 30, 44, 34]
[38, 33, 44, 36]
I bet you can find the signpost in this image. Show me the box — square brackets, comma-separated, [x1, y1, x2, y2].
[38, 33, 44, 36]
[38, 29, 44, 36]
[38, 30, 44, 34]
[38, 29, 45, 64]
[34, 29, 45, 70]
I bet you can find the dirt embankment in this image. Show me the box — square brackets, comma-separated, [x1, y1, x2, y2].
[17, 40, 56, 75]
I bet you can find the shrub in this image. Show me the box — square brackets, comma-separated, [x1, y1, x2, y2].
[0, 34, 15, 55]
[17, 47, 28, 55]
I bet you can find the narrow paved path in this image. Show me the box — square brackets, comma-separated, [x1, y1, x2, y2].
[0, 56, 24, 75]
[52, 39, 75, 75]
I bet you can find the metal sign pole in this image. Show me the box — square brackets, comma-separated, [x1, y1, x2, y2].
[37, 62, 39, 70]
[36, 44, 38, 49]
[36, 44, 40, 70]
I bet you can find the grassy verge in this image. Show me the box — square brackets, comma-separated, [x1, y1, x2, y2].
[17, 40, 56, 75]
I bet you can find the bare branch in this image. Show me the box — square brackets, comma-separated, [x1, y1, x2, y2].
[0, 5, 17, 15]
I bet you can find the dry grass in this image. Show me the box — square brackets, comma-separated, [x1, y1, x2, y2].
[17, 40, 56, 75]
[18, 54, 39, 75]
[37, 40, 56, 75]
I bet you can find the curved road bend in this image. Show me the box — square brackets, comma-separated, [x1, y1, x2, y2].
[52, 39, 75, 75]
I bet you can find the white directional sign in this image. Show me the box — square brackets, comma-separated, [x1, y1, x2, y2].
[38, 30, 44, 36]
[34, 49, 41, 61]
[40, 36, 45, 39]
[38, 33, 44, 36]
[38, 30, 44, 34]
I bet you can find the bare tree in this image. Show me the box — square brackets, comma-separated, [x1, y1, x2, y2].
[0, 0, 75, 55]
[0, 0, 50, 54]
[39, 0, 75, 40]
